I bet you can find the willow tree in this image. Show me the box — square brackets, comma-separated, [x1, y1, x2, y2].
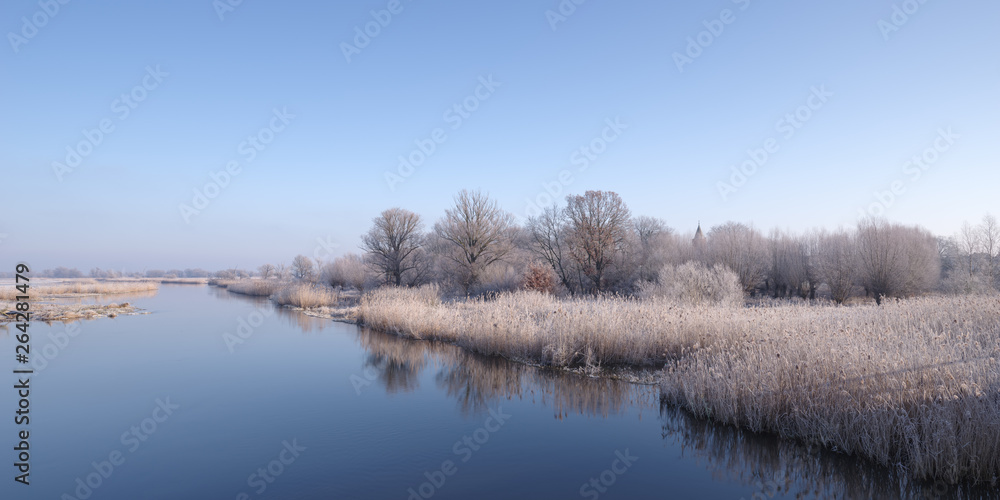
[855, 217, 939, 304]
[706, 222, 767, 296]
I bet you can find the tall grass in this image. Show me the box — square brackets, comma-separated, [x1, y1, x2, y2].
[358, 285, 728, 368]
[157, 277, 208, 285]
[659, 295, 1000, 484]
[0, 279, 159, 299]
[207, 278, 238, 288]
[226, 279, 283, 297]
[271, 284, 340, 308]
[358, 287, 1000, 484]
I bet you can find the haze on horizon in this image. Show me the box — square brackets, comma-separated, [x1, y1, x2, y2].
[2, 0, 998, 272]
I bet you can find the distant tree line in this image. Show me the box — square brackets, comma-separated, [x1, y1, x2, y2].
[0, 267, 215, 279]
[25, 190, 995, 306]
[251, 189, 997, 305]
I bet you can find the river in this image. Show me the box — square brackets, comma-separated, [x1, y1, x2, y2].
[0, 285, 975, 499]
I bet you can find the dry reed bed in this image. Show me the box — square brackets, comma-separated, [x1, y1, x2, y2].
[659, 295, 1000, 484]
[0, 280, 159, 300]
[1, 302, 144, 323]
[225, 280, 284, 297]
[157, 278, 208, 285]
[207, 278, 239, 288]
[358, 287, 1000, 484]
[358, 286, 740, 368]
[271, 284, 341, 309]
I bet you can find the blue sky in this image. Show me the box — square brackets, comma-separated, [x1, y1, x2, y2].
[1, 0, 998, 271]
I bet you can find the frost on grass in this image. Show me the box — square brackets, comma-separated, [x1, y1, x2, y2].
[1, 302, 146, 323]
[358, 286, 1000, 484]
[0, 279, 159, 300]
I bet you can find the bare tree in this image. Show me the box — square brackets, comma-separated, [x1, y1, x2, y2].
[957, 221, 981, 282]
[633, 216, 669, 245]
[707, 222, 768, 295]
[564, 190, 633, 294]
[980, 214, 999, 287]
[855, 218, 939, 304]
[322, 253, 370, 291]
[937, 236, 958, 280]
[291, 254, 315, 281]
[362, 207, 424, 286]
[898, 225, 941, 296]
[801, 230, 823, 300]
[258, 264, 276, 280]
[855, 218, 902, 304]
[435, 190, 515, 294]
[816, 229, 856, 304]
[275, 263, 290, 280]
[526, 206, 577, 294]
[766, 229, 808, 298]
[633, 216, 673, 283]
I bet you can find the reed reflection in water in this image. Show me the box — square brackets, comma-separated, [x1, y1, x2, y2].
[659, 404, 996, 499]
[353, 326, 658, 419]
[213, 287, 997, 499]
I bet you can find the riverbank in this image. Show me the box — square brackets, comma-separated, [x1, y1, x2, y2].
[0, 278, 160, 300]
[0, 279, 159, 323]
[1, 301, 148, 323]
[211, 279, 360, 320]
[351, 286, 1000, 485]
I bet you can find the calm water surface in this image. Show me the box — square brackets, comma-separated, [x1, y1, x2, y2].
[0, 285, 980, 499]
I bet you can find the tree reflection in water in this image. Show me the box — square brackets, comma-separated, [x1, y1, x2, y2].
[215, 289, 997, 499]
[354, 326, 658, 418]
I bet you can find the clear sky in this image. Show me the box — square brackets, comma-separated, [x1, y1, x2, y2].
[2, 0, 998, 272]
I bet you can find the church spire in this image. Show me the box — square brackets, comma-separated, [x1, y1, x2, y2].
[692, 221, 705, 246]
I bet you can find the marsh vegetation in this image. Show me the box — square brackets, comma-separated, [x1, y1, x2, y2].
[204, 189, 1000, 485]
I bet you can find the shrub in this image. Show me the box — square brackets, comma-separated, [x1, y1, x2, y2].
[520, 262, 556, 294]
[638, 262, 743, 307]
[321, 253, 371, 291]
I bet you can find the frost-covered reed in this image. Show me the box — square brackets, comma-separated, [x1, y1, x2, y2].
[358, 286, 1000, 484]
